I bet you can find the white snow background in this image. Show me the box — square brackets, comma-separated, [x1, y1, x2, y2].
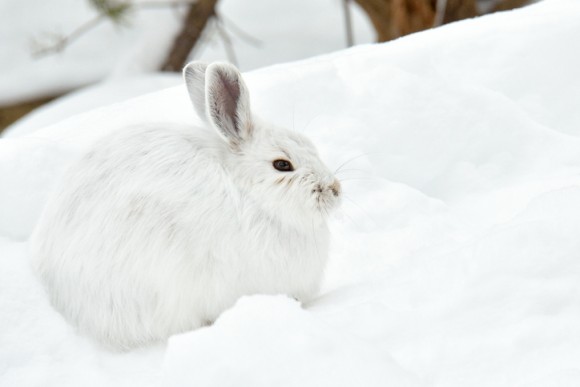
[2, 0, 580, 386]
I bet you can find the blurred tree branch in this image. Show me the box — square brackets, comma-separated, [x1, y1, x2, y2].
[32, 0, 239, 73]
[32, 15, 105, 57]
[32, 0, 198, 60]
[160, 0, 219, 71]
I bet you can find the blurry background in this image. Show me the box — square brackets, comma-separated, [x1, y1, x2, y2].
[0, 0, 534, 133]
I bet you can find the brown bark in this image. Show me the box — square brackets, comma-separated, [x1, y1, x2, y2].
[491, 0, 532, 12]
[161, 0, 219, 72]
[0, 96, 58, 133]
[354, 0, 435, 41]
[442, 0, 478, 24]
[392, 0, 436, 38]
[353, 0, 393, 42]
[354, 0, 530, 43]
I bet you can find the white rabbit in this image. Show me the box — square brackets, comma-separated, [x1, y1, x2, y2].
[30, 62, 341, 350]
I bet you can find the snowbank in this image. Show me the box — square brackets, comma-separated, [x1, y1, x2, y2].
[3, 74, 182, 138]
[2, 1, 580, 386]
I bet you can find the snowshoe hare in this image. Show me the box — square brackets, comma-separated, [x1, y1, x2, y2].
[30, 62, 341, 350]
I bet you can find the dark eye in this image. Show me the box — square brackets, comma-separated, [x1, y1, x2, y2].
[273, 159, 294, 172]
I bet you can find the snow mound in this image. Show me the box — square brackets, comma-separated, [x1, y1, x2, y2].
[2, 1, 580, 386]
[164, 296, 421, 387]
[3, 74, 182, 138]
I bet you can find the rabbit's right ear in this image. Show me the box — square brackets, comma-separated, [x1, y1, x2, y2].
[183, 61, 209, 123]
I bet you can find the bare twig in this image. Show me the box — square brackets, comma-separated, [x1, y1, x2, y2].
[342, 0, 355, 47]
[433, 0, 448, 26]
[218, 13, 262, 47]
[32, 15, 105, 57]
[214, 16, 238, 66]
[32, 0, 198, 59]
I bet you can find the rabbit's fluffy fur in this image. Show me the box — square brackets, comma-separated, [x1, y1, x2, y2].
[30, 62, 341, 350]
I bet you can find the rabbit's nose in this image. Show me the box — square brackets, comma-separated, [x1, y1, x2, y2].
[329, 179, 341, 197]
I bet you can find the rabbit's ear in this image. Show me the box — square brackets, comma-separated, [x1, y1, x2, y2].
[183, 61, 209, 123]
[205, 62, 253, 144]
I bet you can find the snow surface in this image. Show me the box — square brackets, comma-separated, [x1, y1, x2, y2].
[3, 74, 182, 138]
[2, 0, 580, 386]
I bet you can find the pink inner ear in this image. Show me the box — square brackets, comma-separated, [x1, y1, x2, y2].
[219, 76, 241, 133]
[208, 68, 244, 140]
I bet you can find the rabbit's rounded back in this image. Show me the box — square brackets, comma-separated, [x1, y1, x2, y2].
[30, 62, 341, 350]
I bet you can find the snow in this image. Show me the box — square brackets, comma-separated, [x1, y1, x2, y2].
[164, 296, 421, 387]
[2, 0, 580, 386]
[3, 74, 182, 138]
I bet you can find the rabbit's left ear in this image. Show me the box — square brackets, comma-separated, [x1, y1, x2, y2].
[204, 62, 253, 144]
[184, 61, 253, 145]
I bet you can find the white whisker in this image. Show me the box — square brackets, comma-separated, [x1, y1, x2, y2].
[343, 194, 379, 227]
[334, 168, 371, 176]
[333, 151, 385, 175]
[338, 177, 381, 182]
[336, 208, 364, 230]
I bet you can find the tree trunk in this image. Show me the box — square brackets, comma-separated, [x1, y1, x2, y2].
[392, 0, 436, 38]
[353, 0, 394, 42]
[442, 0, 478, 24]
[354, 0, 436, 42]
[161, 0, 219, 72]
[354, 0, 531, 44]
[491, 0, 531, 12]
[0, 96, 58, 133]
